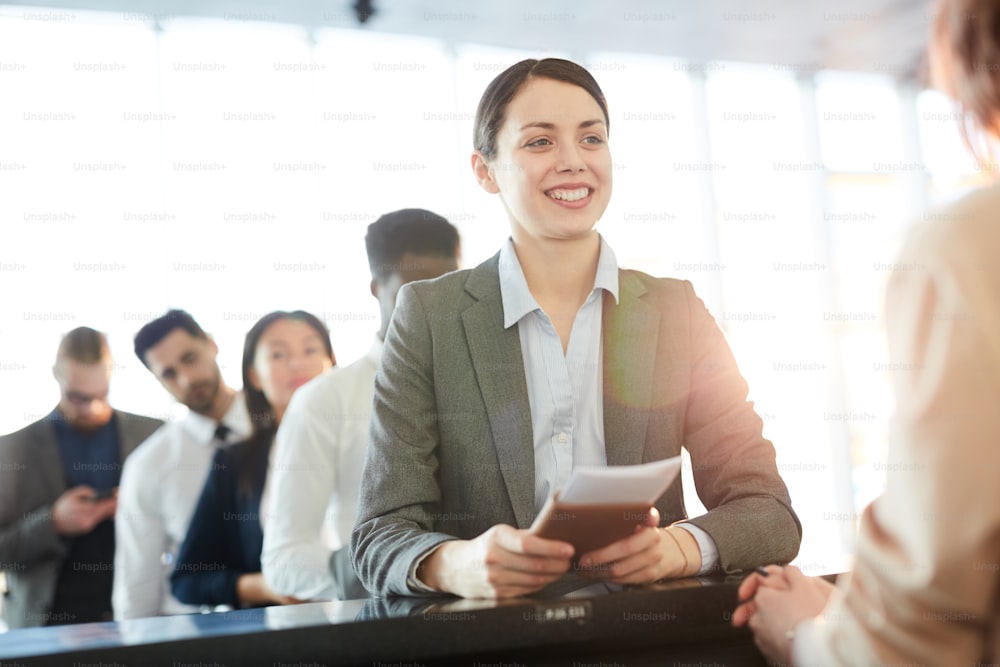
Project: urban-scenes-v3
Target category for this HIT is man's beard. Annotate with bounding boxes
[66,409,113,433]
[184,372,221,415]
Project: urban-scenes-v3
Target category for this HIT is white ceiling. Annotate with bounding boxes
[8,0,936,81]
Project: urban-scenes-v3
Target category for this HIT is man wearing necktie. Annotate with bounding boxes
[213,423,231,443]
[112,310,251,619]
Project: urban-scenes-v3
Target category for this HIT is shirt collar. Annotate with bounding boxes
[180,390,247,445]
[498,235,620,329]
[367,336,384,365]
[182,408,221,445]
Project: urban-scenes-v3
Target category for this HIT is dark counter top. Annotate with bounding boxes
[0,575,768,667]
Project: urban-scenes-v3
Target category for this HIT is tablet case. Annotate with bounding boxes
[530,492,652,556]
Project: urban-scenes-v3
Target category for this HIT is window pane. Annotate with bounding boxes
[706,63,849,569]
[588,53,705,294]
[816,71,905,172]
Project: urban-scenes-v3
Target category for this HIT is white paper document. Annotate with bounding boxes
[557,455,683,505]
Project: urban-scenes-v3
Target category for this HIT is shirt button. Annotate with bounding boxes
[558,432,568,444]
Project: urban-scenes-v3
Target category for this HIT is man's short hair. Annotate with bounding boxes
[57,327,109,365]
[365,209,460,281]
[134,309,208,368]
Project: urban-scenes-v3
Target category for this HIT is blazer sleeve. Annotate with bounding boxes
[0,435,66,567]
[170,448,243,607]
[351,284,458,597]
[678,281,802,571]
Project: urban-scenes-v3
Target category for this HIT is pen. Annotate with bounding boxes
[755,565,771,577]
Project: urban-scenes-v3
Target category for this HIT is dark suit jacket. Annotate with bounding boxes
[351,253,802,597]
[0,410,162,628]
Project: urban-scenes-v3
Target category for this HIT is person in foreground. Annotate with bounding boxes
[171,310,334,608]
[261,210,459,601]
[732,1,1000,663]
[351,58,801,599]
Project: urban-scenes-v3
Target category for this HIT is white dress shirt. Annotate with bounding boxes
[112,393,250,619]
[498,236,718,572]
[261,340,382,600]
[498,237,615,511]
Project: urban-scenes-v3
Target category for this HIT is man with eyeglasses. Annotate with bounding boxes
[0,327,162,629]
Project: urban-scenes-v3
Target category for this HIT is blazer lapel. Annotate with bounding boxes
[603,271,660,466]
[114,411,142,462]
[461,254,536,528]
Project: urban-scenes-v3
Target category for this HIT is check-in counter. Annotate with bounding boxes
[0,575,771,666]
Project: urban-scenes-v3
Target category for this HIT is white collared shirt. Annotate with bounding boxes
[498,236,618,513]
[498,236,719,573]
[261,340,383,600]
[113,392,251,619]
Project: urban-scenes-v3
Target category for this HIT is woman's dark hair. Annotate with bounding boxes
[473,58,610,161]
[238,310,333,496]
[931,0,1000,163]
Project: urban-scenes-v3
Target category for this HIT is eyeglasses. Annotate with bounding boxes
[63,391,109,407]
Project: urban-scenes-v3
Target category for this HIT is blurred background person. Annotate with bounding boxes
[114,310,252,619]
[172,310,335,609]
[732,1,1000,664]
[0,327,162,628]
[262,209,459,601]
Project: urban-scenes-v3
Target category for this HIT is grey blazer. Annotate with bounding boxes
[351,253,801,596]
[0,410,163,628]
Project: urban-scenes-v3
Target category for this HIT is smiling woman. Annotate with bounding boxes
[350,57,801,600]
[471,73,614,346]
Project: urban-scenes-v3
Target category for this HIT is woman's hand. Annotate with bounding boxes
[731,565,834,665]
[576,508,701,583]
[417,524,574,598]
[237,572,305,606]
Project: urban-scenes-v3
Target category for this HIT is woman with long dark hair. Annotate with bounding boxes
[171,310,334,608]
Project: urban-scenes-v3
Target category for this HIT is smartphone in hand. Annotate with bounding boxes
[87,487,117,502]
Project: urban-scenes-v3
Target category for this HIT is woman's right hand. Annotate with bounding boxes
[236,572,304,606]
[416,524,574,598]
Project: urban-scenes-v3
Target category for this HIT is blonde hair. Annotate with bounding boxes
[56,327,109,365]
